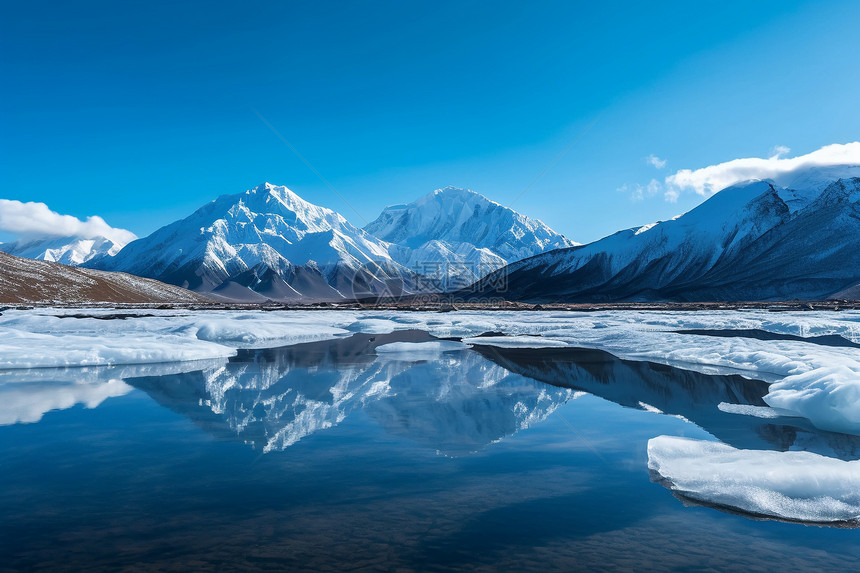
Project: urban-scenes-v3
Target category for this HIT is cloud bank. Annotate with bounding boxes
[666,141,860,197]
[0,200,137,244]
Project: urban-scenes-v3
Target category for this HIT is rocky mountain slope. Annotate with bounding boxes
[0,251,209,304]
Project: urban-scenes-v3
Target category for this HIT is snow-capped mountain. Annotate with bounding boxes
[91,183,576,301]
[91,183,413,301]
[0,234,129,266]
[470,166,860,302]
[364,187,576,289]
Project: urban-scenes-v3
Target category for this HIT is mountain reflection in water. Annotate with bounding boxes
[126,330,575,455]
[473,344,860,461]
[121,331,860,462]
[4,331,860,570]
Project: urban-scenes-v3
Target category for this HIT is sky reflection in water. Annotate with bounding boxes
[1,331,858,571]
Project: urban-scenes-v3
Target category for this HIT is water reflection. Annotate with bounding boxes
[473,344,860,460]
[126,331,575,455]
[472,343,860,527]
[3,329,860,564]
[0,360,225,426]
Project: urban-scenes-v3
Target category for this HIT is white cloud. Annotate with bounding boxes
[770,145,791,159]
[620,179,662,202]
[665,142,860,197]
[646,154,667,169]
[0,199,137,244]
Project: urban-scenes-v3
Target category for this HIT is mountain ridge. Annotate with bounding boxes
[86,183,573,301]
[467,169,860,302]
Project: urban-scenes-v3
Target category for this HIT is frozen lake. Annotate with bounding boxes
[1,309,859,570]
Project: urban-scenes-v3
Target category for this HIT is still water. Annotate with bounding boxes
[1,331,858,571]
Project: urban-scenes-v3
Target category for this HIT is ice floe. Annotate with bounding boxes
[764,366,860,435]
[648,435,860,525]
[462,335,569,348]
[375,340,468,358]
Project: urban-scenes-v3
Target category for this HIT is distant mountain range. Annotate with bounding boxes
[469,166,860,302]
[5,164,860,303]
[0,234,129,266]
[86,183,572,301]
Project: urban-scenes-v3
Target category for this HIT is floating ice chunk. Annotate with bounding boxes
[717,402,786,419]
[648,435,860,524]
[344,318,400,334]
[375,341,468,358]
[638,402,663,414]
[193,315,349,347]
[764,366,860,435]
[462,335,569,348]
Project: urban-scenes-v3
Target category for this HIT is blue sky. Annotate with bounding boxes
[2,0,859,244]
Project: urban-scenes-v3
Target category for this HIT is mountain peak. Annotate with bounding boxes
[427,186,501,207]
[364,186,576,281]
[250,182,307,206]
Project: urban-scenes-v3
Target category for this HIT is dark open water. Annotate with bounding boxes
[1,331,858,571]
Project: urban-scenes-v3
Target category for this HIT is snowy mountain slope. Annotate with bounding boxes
[91,183,413,301]
[470,168,860,302]
[672,177,860,301]
[0,234,130,266]
[0,251,209,304]
[365,187,576,287]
